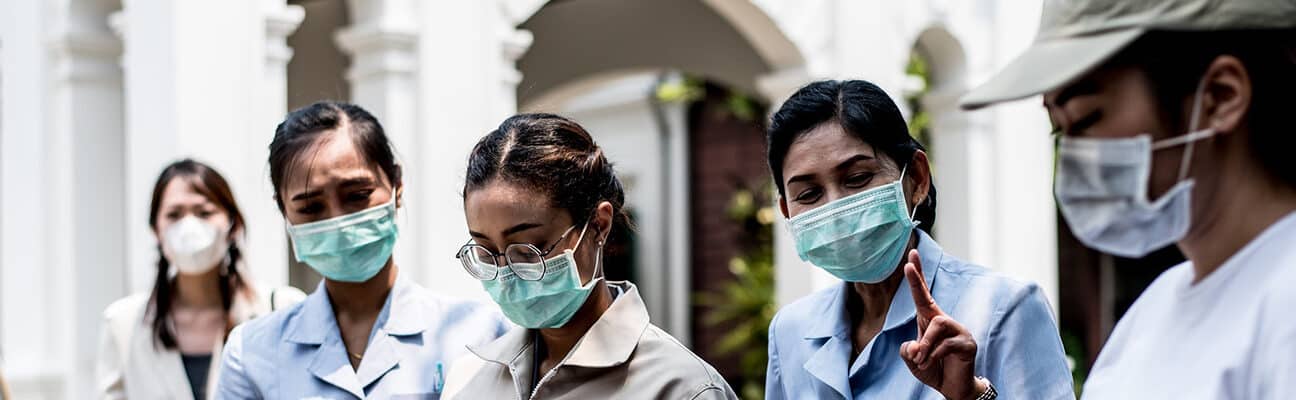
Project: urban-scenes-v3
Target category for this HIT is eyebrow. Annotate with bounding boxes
[785,153,875,186]
[468,222,545,240]
[288,177,376,201]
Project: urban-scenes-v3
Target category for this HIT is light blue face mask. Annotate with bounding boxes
[479,224,603,329]
[787,167,917,283]
[286,199,399,283]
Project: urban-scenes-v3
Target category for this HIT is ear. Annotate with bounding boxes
[1199,55,1251,135]
[593,201,615,244]
[394,183,405,209]
[778,196,790,219]
[907,150,932,210]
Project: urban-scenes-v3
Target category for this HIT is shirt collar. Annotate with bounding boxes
[284,276,425,344]
[802,230,944,340]
[467,281,650,369]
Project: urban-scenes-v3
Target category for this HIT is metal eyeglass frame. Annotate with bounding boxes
[455,223,585,281]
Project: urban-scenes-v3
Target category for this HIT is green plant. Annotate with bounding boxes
[905,52,933,147]
[695,184,777,400]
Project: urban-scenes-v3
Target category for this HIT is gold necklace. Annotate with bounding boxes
[350,352,363,360]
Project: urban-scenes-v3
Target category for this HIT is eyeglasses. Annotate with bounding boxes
[455,224,584,281]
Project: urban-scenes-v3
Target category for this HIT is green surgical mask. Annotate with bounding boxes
[787,167,916,283]
[286,199,398,283]
[479,224,602,329]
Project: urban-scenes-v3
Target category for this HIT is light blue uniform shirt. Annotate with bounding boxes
[765,231,1074,399]
[217,277,510,399]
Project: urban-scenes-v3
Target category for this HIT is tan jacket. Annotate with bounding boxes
[444,282,737,400]
[94,285,304,400]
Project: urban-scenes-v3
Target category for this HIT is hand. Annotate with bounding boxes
[898,249,986,400]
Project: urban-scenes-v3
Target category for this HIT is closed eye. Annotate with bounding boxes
[794,188,822,204]
[843,173,873,188]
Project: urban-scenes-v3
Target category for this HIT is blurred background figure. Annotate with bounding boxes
[2,0,1224,397]
[95,159,303,400]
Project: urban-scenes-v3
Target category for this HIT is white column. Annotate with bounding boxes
[988,0,1058,313]
[4,0,127,397]
[250,1,304,289]
[117,0,285,292]
[0,1,63,396]
[337,0,423,283]
[407,0,530,299]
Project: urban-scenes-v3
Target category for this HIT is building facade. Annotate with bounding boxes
[0,0,1058,397]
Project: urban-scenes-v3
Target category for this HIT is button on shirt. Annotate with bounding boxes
[1081,211,1296,399]
[216,277,510,399]
[765,231,1074,399]
[443,282,737,400]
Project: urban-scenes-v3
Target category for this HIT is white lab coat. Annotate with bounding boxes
[95,285,304,400]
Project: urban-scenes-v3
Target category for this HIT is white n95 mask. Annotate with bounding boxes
[1054,84,1213,258]
[162,216,230,274]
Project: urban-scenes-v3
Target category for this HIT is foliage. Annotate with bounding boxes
[1062,330,1088,397]
[904,52,933,146]
[695,184,777,400]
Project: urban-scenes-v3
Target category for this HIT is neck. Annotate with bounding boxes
[1180,159,1296,283]
[538,279,613,366]
[847,268,905,325]
[325,261,398,316]
[175,267,225,309]
[846,234,916,327]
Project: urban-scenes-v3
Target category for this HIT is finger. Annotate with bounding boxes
[900,341,924,373]
[926,335,977,366]
[905,249,942,325]
[914,315,962,366]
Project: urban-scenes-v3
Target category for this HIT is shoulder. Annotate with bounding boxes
[229,293,310,350]
[103,292,150,323]
[934,255,1043,310]
[636,324,734,396]
[770,284,839,337]
[400,284,511,334]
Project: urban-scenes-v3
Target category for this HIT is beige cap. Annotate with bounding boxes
[960,0,1296,110]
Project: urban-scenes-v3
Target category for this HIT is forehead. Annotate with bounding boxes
[160,177,213,207]
[783,122,880,172]
[281,132,385,192]
[464,181,568,226]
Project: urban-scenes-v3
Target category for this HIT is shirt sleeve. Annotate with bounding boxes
[982,283,1075,400]
[764,312,785,400]
[215,325,261,400]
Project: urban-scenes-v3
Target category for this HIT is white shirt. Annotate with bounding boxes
[1082,211,1296,399]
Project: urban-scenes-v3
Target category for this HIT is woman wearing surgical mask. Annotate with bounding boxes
[96,159,302,400]
[440,114,737,399]
[217,101,509,399]
[763,80,1073,400]
[963,1,1296,396]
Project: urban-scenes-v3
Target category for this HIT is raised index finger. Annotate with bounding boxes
[905,248,942,322]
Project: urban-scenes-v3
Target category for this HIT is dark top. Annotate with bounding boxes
[181,353,212,400]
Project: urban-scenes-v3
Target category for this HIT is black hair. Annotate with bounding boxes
[146,159,250,349]
[464,113,632,243]
[268,101,402,208]
[1108,29,1296,188]
[767,80,937,233]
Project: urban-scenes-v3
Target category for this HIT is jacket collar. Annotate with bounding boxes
[284,276,426,398]
[284,277,426,345]
[467,281,650,370]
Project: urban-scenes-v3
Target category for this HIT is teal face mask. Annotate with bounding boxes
[787,168,916,283]
[286,199,399,283]
[479,224,602,329]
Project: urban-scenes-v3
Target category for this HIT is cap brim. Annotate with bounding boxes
[960,28,1145,110]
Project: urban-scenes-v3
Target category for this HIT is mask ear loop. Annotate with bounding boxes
[899,163,921,225]
[1176,78,1211,182]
